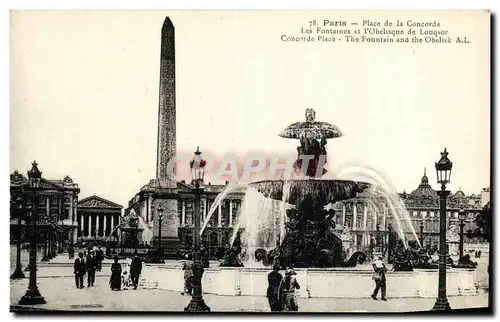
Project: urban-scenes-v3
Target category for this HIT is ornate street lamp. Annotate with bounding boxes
[185,147,210,312]
[157,205,164,253]
[11,195,26,279]
[432,148,453,311]
[458,206,466,259]
[19,161,46,305]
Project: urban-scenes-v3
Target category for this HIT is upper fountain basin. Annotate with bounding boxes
[248,179,371,206]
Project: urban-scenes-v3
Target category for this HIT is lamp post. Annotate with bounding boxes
[49,224,55,259]
[387,222,393,263]
[11,195,26,279]
[19,161,46,305]
[458,207,466,259]
[420,221,425,249]
[49,220,57,258]
[40,214,50,262]
[375,224,381,252]
[134,218,139,252]
[157,205,163,253]
[185,147,210,312]
[432,148,453,311]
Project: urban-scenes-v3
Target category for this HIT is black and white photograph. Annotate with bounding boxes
[8,10,491,313]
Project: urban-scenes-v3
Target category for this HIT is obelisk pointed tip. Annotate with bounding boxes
[162,16,174,30]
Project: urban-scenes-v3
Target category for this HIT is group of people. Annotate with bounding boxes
[265,256,388,312]
[73,247,104,289]
[109,253,143,291]
[73,247,142,291]
[266,266,301,312]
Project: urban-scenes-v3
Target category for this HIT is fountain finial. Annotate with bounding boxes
[305,108,316,122]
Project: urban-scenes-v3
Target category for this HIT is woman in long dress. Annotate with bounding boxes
[279,268,300,312]
[109,257,122,291]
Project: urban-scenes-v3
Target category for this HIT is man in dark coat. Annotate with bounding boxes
[74,252,86,289]
[129,251,142,290]
[266,265,283,311]
[86,252,97,287]
[95,247,104,272]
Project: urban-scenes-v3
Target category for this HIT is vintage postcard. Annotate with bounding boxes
[9,10,490,313]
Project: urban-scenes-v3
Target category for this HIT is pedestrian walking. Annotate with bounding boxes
[73,252,86,289]
[279,268,300,312]
[478,250,482,258]
[130,251,143,290]
[266,264,283,312]
[371,255,387,301]
[181,254,194,295]
[109,256,122,291]
[96,246,104,272]
[86,252,97,287]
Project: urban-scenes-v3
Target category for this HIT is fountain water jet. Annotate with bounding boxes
[334,163,423,248]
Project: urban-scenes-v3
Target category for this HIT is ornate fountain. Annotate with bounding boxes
[247,109,371,268]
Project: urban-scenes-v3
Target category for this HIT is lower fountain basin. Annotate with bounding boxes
[248,179,371,205]
[140,264,480,299]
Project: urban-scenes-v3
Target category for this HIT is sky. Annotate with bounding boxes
[10,10,490,208]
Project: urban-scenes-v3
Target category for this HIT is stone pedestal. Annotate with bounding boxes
[152,191,181,258]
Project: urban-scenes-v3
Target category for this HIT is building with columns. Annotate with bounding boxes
[332,169,486,257]
[9,164,80,248]
[77,195,122,243]
[125,180,245,256]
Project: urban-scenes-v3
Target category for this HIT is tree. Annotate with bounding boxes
[474,202,491,242]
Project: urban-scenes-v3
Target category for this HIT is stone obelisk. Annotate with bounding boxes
[153,17,180,254]
[156,16,176,187]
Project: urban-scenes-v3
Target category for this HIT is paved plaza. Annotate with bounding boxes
[10,274,489,312]
[10,252,490,313]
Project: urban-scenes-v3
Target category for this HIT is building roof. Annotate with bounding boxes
[407,168,439,204]
[78,195,123,209]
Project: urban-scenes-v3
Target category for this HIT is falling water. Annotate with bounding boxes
[280,180,292,244]
[334,162,422,249]
[105,224,122,242]
[200,181,242,236]
[137,215,154,244]
[226,184,290,267]
[245,187,275,265]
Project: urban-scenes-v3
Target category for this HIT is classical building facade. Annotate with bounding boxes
[10,164,80,248]
[125,180,245,256]
[76,195,122,243]
[332,169,487,257]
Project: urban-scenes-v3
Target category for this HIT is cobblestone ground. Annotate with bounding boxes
[10,272,489,312]
[10,252,490,312]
